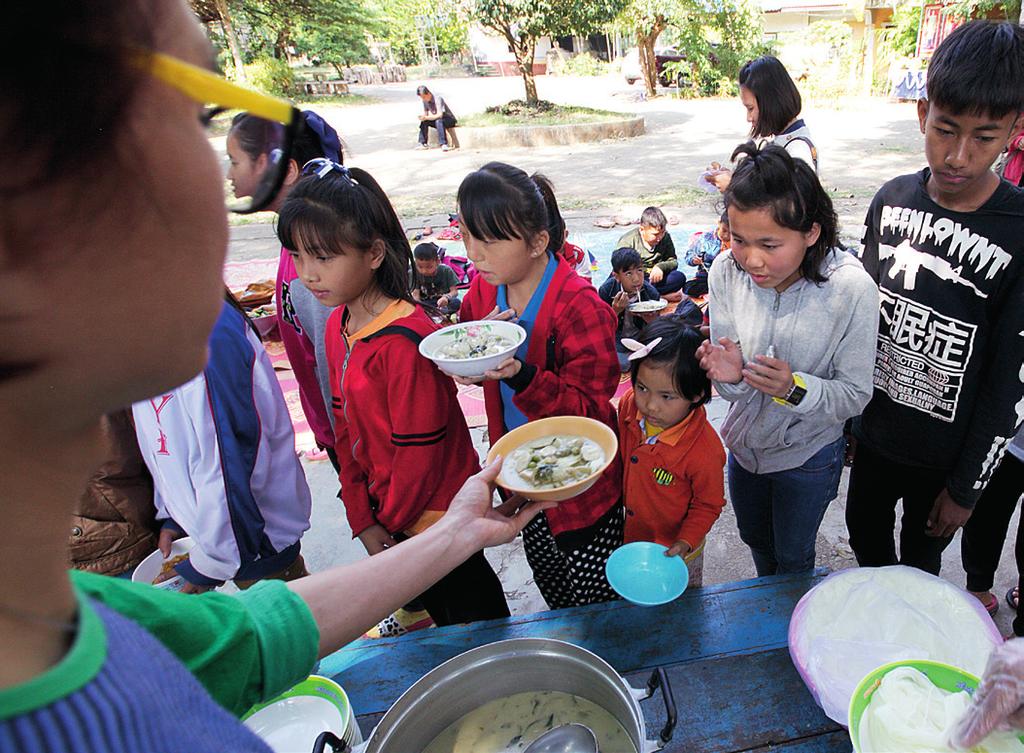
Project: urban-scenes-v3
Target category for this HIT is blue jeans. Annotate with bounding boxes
[728,436,845,576]
[418,116,456,146]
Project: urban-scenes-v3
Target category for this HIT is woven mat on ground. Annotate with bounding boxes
[224,258,277,292]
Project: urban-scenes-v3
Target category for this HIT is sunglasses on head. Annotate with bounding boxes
[143,51,302,214]
[301,158,358,185]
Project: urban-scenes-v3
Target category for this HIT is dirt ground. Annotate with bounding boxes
[308,74,921,225]
[229,74,924,261]
[228,76,1022,636]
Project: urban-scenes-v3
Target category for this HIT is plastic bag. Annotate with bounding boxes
[789,566,1001,725]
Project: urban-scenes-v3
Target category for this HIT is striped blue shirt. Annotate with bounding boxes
[0,598,273,752]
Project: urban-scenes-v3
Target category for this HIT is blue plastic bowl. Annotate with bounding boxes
[605,541,689,606]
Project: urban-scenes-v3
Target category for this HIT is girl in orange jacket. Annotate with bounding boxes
[618,319,727,586]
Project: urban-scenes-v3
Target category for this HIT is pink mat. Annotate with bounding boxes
[224,258,277,291]
[263,341,318,455]
[456,383,488,428]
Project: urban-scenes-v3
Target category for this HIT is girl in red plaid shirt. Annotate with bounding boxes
[454,162,625,609]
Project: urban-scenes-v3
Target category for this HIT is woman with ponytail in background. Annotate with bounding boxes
[227,110,343,465]
[455,162,624,609]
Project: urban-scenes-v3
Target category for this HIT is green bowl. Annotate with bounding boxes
[848,660,979,753]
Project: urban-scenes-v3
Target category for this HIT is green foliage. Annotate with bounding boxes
[708,0,771,78]
[237,0,314,58]
[473,0,628,42]
[292,92,380,106]
[612,0,671,34]
[375,0,470,66]
[553,52,610,76]
[472,0,627,102]
[486,99,557,115]
[804,19,850,49]
[235,0,378,62]
[633,0,769,97]
[242,56,296,96]
[879,1,922,59]
[787,19,855,100]
[871,0,922,93]
[947,0,1020,20]
[463,101,625,125]
[292,0,379,70]
[212,42,236,74]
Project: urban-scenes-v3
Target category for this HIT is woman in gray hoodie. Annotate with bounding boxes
[698,143,879,576]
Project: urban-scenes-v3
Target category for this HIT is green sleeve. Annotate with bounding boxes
[70,570,319,717]
[655,234,678,273]
[616,229,640,251]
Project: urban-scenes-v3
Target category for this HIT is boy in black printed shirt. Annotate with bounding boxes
[847,21,1024,576]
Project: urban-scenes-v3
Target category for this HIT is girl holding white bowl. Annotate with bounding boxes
[454,162,625,610]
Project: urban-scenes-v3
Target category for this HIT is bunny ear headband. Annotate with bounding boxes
[621,337,663,362]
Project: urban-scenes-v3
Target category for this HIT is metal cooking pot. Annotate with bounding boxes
[348,638,676,753]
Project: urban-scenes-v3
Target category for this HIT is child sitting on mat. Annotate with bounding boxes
[410,242,462,317]
[598,247,661,372]
[618,318,726,586]
[684,211,730,298]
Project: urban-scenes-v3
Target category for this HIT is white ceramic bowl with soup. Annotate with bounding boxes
[487,416,618,503]
[419,320,526,378]
[132,537,195,591]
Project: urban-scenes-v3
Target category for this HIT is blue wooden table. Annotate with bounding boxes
[321,571,849,752]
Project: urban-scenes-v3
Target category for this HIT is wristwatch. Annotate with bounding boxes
[773,373,808,407]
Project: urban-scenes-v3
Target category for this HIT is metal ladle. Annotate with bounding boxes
[523,723,599,753]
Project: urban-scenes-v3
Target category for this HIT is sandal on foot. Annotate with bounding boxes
[971,590,999,616]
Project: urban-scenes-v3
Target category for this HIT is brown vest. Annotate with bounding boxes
[69,410,158,576]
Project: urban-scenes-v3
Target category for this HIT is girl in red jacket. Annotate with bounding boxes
[455,162,624,609]
[277,159,509,626]
[618,318,727,587]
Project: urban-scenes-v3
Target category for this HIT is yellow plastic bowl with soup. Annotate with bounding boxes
[487,416,618,503]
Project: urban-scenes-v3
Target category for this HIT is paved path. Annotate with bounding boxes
[299,75,920,223]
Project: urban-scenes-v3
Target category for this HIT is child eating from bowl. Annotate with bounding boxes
[618,318,726,586]
[599,247,661,372]
[410,241,461,317]
[683,211,731,298]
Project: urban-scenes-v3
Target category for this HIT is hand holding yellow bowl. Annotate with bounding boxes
[487,416,618,503]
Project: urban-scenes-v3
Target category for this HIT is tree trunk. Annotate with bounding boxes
[502,27,539,105]
[214,0,246,81]
[637,29,659,98]
[274,27,290,60]
[522,61,538,104]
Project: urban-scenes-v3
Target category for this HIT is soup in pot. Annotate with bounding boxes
[422,690,637,753]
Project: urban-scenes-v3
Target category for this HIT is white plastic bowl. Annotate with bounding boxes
[628,299,668,314]
[132,537,195,591]
[242,675,361,753]
[419,320,526,378]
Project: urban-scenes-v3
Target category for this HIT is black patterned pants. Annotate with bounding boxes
[522,502,624,610]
